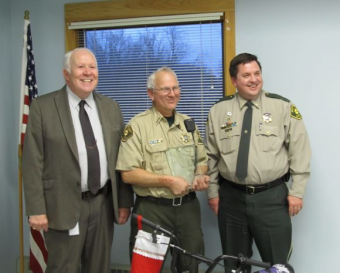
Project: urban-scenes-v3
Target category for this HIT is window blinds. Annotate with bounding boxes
[73,15,224,137]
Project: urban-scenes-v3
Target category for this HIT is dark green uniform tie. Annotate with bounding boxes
[79,100,101,194]
[236,101,253,181]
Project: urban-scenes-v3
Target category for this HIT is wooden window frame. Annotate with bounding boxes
[64,0,235,95]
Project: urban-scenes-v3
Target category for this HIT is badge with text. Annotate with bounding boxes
[149,138,163,145]
[262,113,272,123]
[290,105,302,120]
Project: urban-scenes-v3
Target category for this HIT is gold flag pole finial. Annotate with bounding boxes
[24,10,29,20]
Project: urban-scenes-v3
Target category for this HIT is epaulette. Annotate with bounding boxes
[265,92,290,103]
[215,95,235,105]
[135,111,149,118]
[133,110,150,120]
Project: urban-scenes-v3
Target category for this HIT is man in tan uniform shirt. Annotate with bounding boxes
[205,53,311,272]
[116,67,209,273]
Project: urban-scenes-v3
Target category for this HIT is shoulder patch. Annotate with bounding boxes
[215,95,235,105]
[265,92,290,103]
[121,125,133,142]
[290,105,302,120]
[196,130,204,144]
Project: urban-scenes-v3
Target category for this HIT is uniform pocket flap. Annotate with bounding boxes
[145,142,167,153]
[256,125,279,136]
[219,126,241,140]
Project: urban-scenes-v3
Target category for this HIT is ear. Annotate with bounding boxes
[63,70,70,82]
[231,77,237,87]
[147,89,154,101]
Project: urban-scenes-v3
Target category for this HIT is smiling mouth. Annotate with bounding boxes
[82,79,93,82]
[248,83,258,89]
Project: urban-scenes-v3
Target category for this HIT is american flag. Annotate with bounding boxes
[19,18,48,273]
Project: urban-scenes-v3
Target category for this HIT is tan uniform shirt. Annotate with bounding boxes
[205,91,311,199]
[116,106,208,199]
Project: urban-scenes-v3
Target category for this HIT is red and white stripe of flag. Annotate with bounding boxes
[20,18,48,273]
[19,19,30,146]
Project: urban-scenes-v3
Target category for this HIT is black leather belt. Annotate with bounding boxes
[137,192,196,206]
[221,177,283,195]
[81,181,111,200]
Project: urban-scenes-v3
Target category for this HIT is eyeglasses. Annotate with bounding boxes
[153,86,181,95]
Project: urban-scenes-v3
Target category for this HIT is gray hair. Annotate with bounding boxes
[147,67,179,89]
[62,48,97,73]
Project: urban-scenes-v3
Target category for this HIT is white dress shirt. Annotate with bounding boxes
[67,87,109,192]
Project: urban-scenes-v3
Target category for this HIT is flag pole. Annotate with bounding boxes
[18,10,30,273]
[19,145,24,273]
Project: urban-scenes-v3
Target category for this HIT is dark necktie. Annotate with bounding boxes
[79,100,101,194]
[236,101,253,181]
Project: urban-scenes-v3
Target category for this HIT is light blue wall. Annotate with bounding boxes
[1,0,20,272]
[2,0,340,272]
[235,0,340,272]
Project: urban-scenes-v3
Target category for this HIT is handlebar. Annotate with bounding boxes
[132,213,177,241]
[204,254,271,273]
[239,254,271,268]
[132,214,290,273]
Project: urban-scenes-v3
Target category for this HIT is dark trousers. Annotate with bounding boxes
[130,196,204,273]
[44,193,114,273]
[218,182,292,273]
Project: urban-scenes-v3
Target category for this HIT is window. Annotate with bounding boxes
[65,0,236,135]
[75,21,223,135]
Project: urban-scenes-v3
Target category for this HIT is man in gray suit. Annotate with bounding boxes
[22,48,134,273]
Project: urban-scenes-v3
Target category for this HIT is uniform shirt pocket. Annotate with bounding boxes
[255,125,281,152]
[219,126,240,155]
[145,142,168,171]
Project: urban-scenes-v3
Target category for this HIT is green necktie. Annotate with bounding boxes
[236,101,253,181]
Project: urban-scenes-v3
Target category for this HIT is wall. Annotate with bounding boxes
[0,0,20,272]
[2,0,339,272]
[235,0,340,272]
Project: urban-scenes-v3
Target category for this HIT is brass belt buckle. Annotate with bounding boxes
[246,186,256,195]
[173,197,182,206]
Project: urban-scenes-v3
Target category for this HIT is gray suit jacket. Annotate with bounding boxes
[23,86,133,230]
